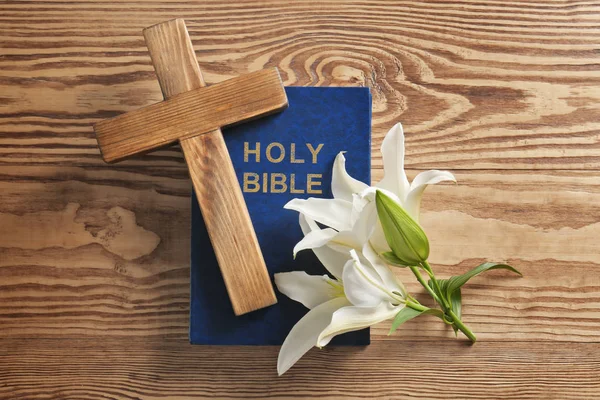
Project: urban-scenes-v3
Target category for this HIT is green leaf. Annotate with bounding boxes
[428,278,450,303]
[380,251,410,268]
[389,308,421,334]
[423,263,520,339]
[450,288,462,319]
[446,262,522,295]
[427,279,438,295]
[449,288,461,336]
[375,190,429,266]
[428,278,461,334]
[389,306,445,334]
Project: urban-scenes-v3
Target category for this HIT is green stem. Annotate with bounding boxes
[417,261,476,343]
[448,310,477,343]
[409,266,441,304]
[405,299,428,312]
[422,260,450,310]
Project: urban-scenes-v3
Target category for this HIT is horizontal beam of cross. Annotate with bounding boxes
[95,68,287,163]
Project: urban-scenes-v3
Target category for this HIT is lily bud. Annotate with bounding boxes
[375,190,429,266]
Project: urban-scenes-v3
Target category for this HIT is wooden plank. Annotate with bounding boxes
[93,67,288,163]
[1,338,599,399]
[1,2,600,170]
[142,19,277,315]
[0,170,599,341]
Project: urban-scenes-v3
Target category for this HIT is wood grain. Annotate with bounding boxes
[1,1,600,398]
[94,67,288,162]
[142,19,277,316]
[180,134,279,316]
[0,170,598,341]
[1,339,598,400]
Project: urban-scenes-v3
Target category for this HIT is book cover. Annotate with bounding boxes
[190,87,371,345]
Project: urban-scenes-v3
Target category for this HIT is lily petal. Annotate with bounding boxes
[285,198,353,231]
[350,200,378,245]
[325,230,362,254]
[362,242,407,298]
[317,302,401,347]
[293,227,338,257]
[332,152,369,202]
[369,220,390,254]
[350,193,369,226]
[343,252,391,307]
[376,123,410,202]
[278,297,350,375]
[299,215,350,279]
[274,271,337,309]
[358,186,401,205]
[298,212,362,255]
[404,170,456,221]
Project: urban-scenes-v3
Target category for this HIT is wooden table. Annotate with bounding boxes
[1,1,599,399]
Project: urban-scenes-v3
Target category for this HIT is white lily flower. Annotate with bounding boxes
[285,151,369,258]
[285,122,456,256]
[275,122,454,375]
[274,241,407,375]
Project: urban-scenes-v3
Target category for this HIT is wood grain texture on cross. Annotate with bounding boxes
[94,19,285,315]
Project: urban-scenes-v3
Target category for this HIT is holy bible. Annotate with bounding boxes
[190,87,371,345]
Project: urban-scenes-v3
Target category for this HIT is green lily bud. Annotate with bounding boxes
[375,190,430,266]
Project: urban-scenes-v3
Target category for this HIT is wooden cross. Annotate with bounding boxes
[94,19,286,316]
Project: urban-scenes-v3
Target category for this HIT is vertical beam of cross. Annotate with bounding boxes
[139,20,278,315]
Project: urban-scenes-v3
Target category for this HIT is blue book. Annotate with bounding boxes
[190,87,371,345]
